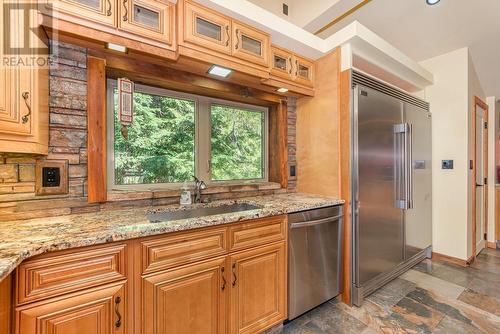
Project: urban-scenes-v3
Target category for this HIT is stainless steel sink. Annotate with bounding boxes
[147,203,262,223]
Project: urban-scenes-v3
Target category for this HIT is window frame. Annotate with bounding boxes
[106,79,268,191]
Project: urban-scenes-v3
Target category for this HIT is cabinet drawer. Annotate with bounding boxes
[229,215,286,252]
[141,228,227,274]
[17,244,127,305]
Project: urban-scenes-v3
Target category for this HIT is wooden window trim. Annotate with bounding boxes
[87,56,107,203]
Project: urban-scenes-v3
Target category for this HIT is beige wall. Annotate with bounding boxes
[467,56,486,256]
[420,47,487,260]
[420,48,470,260]
[296,50,340,197]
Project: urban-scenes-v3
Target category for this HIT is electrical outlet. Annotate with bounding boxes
[42,167,61,187]
[36,160,68,195]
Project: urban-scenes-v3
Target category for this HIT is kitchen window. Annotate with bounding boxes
[106,80,268,190]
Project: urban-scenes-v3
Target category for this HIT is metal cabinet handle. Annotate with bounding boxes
[231,263,237,286]
[122,0,128,21]
[114,296,122,328]
[106,0,112,16]
[225,25,230,46]
[21,92,31,124]
[221,266,226,290]
[295,59,298,76]
[288,57,292,74]
[235,29,240,50]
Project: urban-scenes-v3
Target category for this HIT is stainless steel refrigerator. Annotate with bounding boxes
[351,72,432,306]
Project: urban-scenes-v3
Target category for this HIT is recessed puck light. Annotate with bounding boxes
[106,43,127,53]
[426,0,440,5]
[207,65,233,78]
[277,87,289,93]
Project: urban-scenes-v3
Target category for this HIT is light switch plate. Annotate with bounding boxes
[36,160,69,196]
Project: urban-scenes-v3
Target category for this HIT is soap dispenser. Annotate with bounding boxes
[180,182,192,205]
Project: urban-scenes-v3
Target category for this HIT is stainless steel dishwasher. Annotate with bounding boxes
[288,205,343,320]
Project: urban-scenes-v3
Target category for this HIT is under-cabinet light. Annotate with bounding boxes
[277,88,289,93]
[426,0,440,5]
[208,65,233,78]
[106,43,127,53]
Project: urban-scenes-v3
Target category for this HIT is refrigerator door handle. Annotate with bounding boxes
[394,124,407,209]
[406,124,413,209]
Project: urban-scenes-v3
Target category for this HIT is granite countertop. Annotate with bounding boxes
[0,193,343,282]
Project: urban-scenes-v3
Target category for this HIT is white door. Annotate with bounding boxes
[475,106,487,255]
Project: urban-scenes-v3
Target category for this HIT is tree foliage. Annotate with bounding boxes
[211,104,263,181]
[113,91,264,185]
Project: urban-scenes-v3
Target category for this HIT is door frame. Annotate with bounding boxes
[471,96,489,260]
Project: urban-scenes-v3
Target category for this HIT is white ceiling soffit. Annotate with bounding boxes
[196,0,433,91]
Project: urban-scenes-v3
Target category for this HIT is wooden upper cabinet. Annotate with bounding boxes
[141,257,227,334]
[16,282,127,334]
[293,55,314,87]
[45,0,117,27]
[232,21,270,67]
[118,0,174,45]
[270,46,293,81]
[0,1,48,154]
[229,243,286,334]
[182,0,232,55]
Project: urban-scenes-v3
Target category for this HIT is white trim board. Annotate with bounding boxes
[195,0,434,91]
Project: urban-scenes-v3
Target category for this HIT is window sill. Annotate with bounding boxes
[106,181,283,202]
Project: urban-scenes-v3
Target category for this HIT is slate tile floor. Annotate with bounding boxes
[277,248,500,334]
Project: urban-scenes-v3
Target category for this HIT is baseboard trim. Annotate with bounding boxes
[431,252,472,267]
[486,241,497,249]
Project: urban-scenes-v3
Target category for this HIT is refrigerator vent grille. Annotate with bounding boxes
[352,71,430,111]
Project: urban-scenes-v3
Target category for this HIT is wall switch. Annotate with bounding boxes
[442,160,454,169]
[288,163,297,181]
[42,167,61,187]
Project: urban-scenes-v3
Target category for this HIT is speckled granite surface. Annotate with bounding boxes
[0,193,343,281]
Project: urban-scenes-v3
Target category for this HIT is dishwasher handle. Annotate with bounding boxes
[290,215,342,229]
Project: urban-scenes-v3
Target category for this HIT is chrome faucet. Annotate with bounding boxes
[193,176,207,203]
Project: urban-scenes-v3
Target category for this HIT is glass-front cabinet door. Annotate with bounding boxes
[293,55,314,87]
[183,0,232,55]
[232,22,270,67]
[270,46,293,80]
[118,0,174,45]
[44,0,116,27]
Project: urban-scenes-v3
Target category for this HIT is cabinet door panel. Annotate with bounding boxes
[16,282,126,334]
[270,46,293,81]
[118,0,174,45]
[0,2,32,136]
[142,257,227,334]
[232,22,270,67]
[293,55,314,87]
[183,1,231,55]
[229,243,286,334]
[45,0,116,27]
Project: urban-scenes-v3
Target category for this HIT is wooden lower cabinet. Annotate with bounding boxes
[15,281,127,334]
[229,243,286,334]
[141,257,227,334]
[12,216,288,334]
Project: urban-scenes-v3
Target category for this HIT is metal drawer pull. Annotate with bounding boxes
[114,296,122,328]
[107,0,112,16]
[221,266,226,290]
[232,263,237,286]
[225,25,230,46]
[288,57,292,74]
[290,215,342,229]
[122,0,128,21]
[21,92,31,124]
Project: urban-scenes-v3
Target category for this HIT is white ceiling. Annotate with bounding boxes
[250,0,500,98]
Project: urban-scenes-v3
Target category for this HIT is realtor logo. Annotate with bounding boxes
[2,1,51,67]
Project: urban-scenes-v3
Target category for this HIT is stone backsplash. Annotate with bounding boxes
[0,41,297,221]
